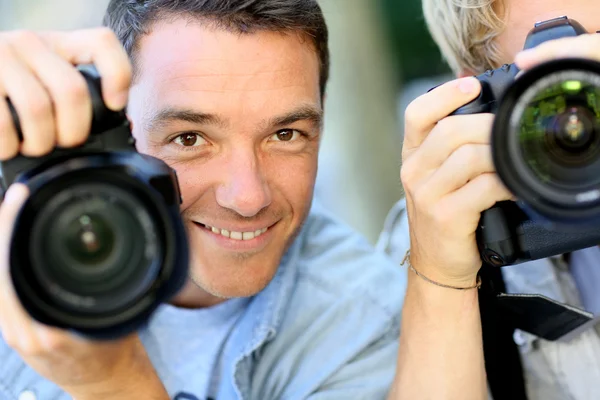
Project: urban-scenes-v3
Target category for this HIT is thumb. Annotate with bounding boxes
[0,184,33,339]
[0,184,30,269]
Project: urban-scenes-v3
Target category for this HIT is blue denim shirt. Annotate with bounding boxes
[0,200,406,400]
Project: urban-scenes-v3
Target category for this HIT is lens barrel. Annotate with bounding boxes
[9,153,188,339]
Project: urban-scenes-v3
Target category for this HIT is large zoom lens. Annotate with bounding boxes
[494,59,600,224]
[3,68,188,340]
[10,155,188,339]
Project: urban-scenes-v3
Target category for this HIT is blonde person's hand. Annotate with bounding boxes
[515,32,600,69]
[400,77,512,287]
[400,32,600,288]
[0,28,131,160]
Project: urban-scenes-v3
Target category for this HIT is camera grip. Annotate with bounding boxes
[478,201,600,266]
[450,64,520,116]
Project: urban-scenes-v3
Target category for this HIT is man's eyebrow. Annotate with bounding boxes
[269,105,324,129]
[145,108,227,131]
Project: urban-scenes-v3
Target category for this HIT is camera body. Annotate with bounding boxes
[451,16,600,267]
[1,68,189,339]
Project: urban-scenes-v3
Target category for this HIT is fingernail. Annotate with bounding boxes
[459,77,478,94]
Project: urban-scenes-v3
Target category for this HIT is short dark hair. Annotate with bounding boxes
[103,0,330,97]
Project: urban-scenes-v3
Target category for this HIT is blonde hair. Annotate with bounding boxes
[422,0,506,75]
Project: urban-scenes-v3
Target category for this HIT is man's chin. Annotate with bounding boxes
[200,264,278,298]
[170,258,280,307]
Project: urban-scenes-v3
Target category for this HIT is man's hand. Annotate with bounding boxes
[0,29,168,399]
[0,28,131,160]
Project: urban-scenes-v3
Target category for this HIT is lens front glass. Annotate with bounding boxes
[30,181,162,315]
[64,213,116,266]
[515,70,600,190]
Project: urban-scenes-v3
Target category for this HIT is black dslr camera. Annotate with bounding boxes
[451,16,600,267]
[1,67,189,339]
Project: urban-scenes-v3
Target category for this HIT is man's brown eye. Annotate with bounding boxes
[273,129,298,142]
[174,133,203,147]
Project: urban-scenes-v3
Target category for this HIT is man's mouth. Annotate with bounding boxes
[195,222,269,241]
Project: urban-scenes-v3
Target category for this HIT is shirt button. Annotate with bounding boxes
[18,390,37,400]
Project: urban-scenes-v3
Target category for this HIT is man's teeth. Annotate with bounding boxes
[206,225,268,240]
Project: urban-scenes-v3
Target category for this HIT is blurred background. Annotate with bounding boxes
[0,0,452,244]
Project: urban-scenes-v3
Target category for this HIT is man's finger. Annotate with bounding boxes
[515,34,600,70]
[0,183,30,280]
[423,143,494,200]
[40,28,132,111]
[403,76,482,153]
[0,96,20,160]
[0,48,56,157]
[408,113,494,173]
[11,31,93,148]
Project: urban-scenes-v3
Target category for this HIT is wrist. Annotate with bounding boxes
[66,347,168,400]
[403,250,481,289]
[68,370,169,400]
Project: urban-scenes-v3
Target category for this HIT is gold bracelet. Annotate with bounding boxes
[401,250,482,290]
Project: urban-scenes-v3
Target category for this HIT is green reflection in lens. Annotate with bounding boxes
[517,76,600,188]
[563,80,582,93]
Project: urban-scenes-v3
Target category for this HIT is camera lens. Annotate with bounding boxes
[5,68,188,339]
[493,59,600,225]
[7,159,190,340]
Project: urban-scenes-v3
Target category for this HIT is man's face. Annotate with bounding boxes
[496,0,600,65]
[127,19,322,302]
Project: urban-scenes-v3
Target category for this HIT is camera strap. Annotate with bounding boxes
[479,263,529,400]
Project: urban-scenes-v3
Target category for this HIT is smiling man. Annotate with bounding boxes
[0,1,405,399]
[127,18,325,307]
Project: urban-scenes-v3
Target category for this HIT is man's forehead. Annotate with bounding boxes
[134,18,320,92]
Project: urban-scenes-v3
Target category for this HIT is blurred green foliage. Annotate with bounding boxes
[377,0,451,84]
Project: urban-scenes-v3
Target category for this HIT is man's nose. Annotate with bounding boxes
[215,150,272,217]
